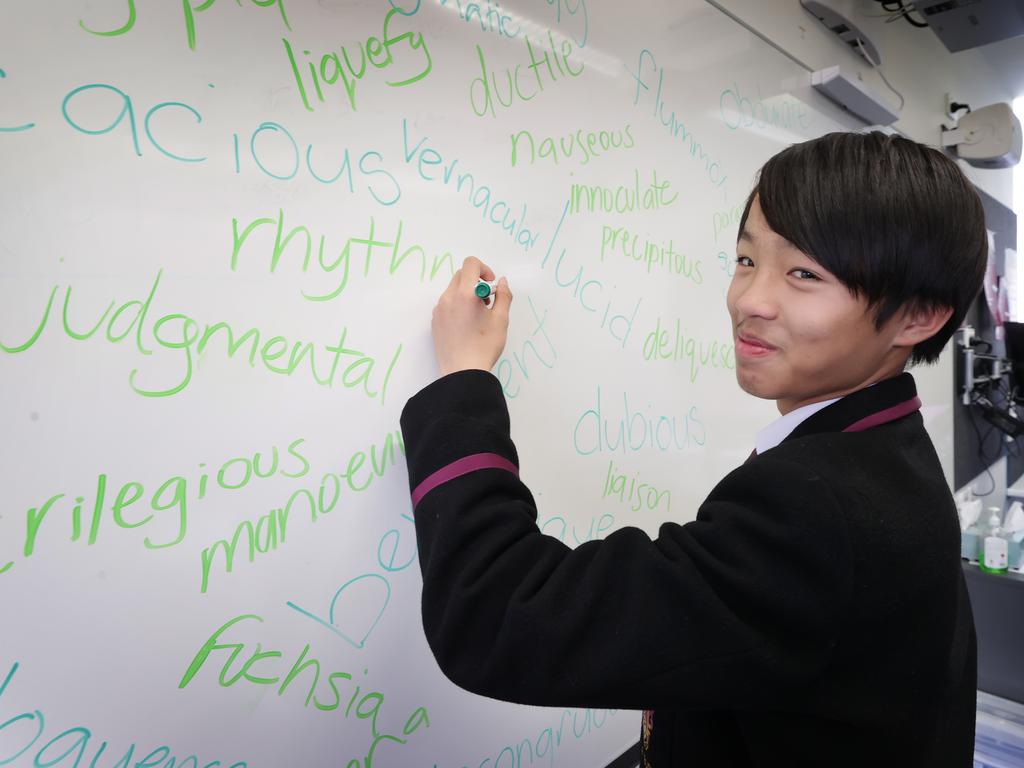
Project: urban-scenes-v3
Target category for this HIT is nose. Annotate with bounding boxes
[730,268,780,322]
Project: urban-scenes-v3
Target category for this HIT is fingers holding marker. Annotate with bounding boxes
[493,277,512,317]
[475,276,511,311]
[460,256,495,285]
[475,279,498,308]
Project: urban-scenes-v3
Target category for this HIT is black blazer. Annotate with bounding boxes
[400,371,976,767]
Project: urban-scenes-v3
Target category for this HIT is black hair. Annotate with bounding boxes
[738,130,988,365]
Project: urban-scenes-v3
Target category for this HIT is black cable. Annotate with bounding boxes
[898,1,929,28]
[969,396,998,495]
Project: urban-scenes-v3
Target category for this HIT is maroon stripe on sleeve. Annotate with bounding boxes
[842,396,921,433]
[411,452,519,508]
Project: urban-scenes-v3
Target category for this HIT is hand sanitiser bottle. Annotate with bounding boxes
[979,510,1010,574]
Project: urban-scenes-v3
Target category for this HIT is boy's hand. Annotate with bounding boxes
[432,257,512,376]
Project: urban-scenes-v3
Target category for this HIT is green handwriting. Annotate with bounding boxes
[79,0,291,51]
[231,211,455,302]
[181,614,430,767]
[0,271,402,402]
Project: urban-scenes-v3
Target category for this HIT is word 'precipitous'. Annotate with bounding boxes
[600,226,703,285]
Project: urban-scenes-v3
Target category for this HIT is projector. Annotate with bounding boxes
[942,103,1023,169]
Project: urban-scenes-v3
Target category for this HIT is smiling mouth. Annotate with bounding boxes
[735,332,778,358]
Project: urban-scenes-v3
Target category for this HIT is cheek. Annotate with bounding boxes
[725,279,740,318]
[791,295,853,343]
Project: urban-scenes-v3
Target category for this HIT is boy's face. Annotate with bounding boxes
[726,197,910,414]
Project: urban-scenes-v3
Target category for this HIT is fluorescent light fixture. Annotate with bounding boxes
[810,65,900,125]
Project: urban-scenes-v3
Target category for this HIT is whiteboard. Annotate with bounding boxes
[0,2,944,766]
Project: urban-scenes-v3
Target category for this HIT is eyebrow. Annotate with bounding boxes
[738,227,800,250]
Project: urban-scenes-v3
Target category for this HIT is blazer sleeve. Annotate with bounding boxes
[400,369,854,711]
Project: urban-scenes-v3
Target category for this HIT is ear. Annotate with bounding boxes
[891,304,955,349]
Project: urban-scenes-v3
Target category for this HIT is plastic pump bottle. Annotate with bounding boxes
[979,510,1010,574]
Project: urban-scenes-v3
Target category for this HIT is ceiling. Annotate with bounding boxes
[976,34,1024,101]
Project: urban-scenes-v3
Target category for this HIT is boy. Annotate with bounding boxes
[400,131,986,766]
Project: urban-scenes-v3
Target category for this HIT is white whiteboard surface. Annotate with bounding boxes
[0,2,945,766]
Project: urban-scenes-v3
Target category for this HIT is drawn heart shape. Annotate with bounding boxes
[286,573,392,650]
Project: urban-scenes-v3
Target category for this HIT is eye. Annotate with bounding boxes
[735,255,753,268]
[790,268,820,281]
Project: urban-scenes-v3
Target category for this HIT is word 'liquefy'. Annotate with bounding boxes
[181,614,430,767]
[284,6,431,113]
[78,0,289,51]
[511,125,634,167]
[0,663,248,767]
[471,33,583,118]
[573,387,706,455]
[570,169,678,215]
[0,272,401,400]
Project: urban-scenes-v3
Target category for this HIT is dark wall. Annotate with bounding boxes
[953,184,1018,491]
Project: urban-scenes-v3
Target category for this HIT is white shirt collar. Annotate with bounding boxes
[755,397,841,455]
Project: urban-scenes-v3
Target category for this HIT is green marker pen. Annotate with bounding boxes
[475,279,497,308]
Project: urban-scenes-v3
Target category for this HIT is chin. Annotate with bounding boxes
[734,369,778,401]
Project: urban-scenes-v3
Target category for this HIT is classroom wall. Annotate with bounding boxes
[711,0,1016,206]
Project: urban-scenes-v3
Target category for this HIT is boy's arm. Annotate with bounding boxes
[401,369,853,710]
